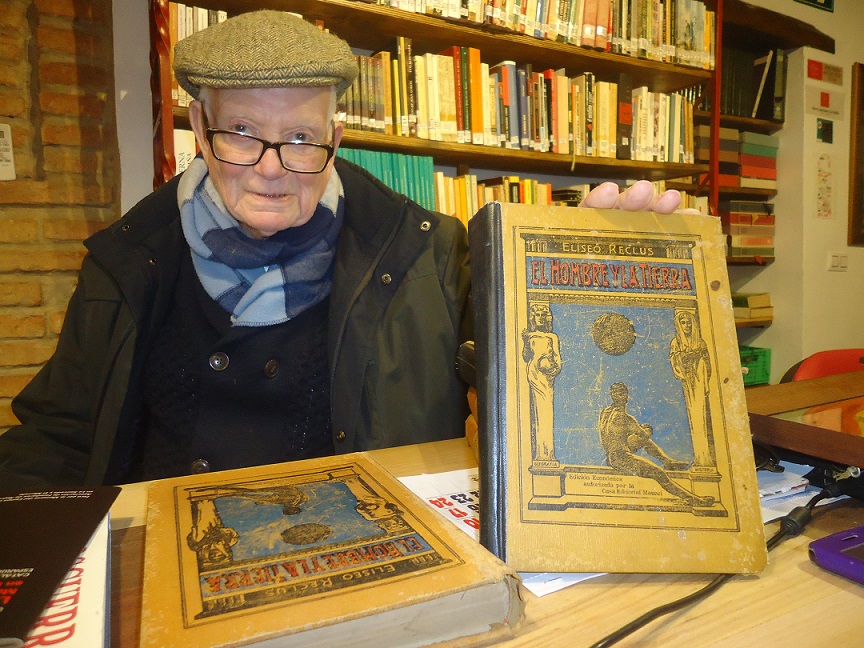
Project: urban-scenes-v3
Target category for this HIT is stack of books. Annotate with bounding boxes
[739,131,779,190]
[731,292,773,322]
[697,125,740,187]
[718,200,775,258]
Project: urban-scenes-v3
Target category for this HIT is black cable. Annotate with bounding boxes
[588,481,852,648]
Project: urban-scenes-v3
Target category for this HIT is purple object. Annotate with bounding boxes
[809,525,864,585]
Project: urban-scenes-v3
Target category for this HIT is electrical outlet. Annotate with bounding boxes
[828,253,848,272]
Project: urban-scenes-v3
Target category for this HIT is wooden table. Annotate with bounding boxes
[110,377,864,647]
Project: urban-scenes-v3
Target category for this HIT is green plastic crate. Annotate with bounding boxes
[739,345,771,386]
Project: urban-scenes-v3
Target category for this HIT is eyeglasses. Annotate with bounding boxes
[203,118,335,174]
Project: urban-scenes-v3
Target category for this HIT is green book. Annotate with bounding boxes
[739,142,778,158]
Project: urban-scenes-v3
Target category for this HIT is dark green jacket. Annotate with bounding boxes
[0,159,472,488]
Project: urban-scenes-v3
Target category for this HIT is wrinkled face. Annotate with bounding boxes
[189,86,342,239]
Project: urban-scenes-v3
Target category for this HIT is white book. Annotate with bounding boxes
[24,515,111,648]
[413,55,429,140]
[424,53,441,141]
[607,81,618,159]
[481,63,494,147]
[667,92,681,164]
[595,80,610,158]
[437,54,458,142]
[173,128,197,175]
[572,77,585,157]
[656,91,668,162]
[554,72,569,155]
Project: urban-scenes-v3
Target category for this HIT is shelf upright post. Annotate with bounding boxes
[150,0,176,190]
[709,0,724,216]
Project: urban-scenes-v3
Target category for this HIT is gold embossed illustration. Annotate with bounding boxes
[515,230,738,530]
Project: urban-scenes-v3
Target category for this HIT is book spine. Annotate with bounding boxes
[467,203,508,562]
[584,72,594,156]
[616,72,633,160]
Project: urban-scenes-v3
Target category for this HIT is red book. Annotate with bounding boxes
[721,212,753,226]
[595,0,611,51]
[701,173,739,187]
[729,235,775,247]
[581,0,598,48]
[739,153,777,169]
[740,166,778,180]
[752,213,776,226]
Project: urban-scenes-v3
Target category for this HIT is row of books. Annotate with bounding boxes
[697,127,779,191]
[346,47,697,162]
[336,147,587,227]
[337,147,437,212]
[718,200,775,258]
[708,47,787,122]
[169,3,228,107]
[370,0,715,69]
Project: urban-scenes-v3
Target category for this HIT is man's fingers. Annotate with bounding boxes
[577,181,689,214]
[579,181,622,208]
[650,189,684,214]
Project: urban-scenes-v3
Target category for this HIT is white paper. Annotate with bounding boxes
[399,468,603,596]
[0,123,16,181]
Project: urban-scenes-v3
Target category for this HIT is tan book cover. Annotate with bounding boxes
[140,454,524,648]
[469,202,768,574]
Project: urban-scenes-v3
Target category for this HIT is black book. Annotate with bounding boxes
[615,72,633,160]
[0,487,120,644]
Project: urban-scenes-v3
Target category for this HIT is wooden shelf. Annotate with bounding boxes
[666,181,775,201]
[710,0,834,54]
[173,107,708,181]
[187,0,713,94]
[693,110,782,135]
[735,317,773,329]
[727,256,774,266]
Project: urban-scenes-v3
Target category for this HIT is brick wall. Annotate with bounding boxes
[0,0,119,431]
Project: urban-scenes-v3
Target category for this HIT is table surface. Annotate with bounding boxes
[110,374,864,647]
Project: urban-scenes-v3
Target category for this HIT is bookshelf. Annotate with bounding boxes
[735,316,772,329]
[691,0,833,206]
[149,0,715,189]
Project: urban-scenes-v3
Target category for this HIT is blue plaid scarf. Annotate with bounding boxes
[178,156,343,327]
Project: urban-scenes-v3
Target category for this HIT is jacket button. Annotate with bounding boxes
[264,359,279,377]
[381,273,392,284]
[190,458,211,474]
[209,352,229,371]
[335,430,346,442]
[420,220,431,231]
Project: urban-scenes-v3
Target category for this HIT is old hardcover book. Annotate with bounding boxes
[469,201,768,574]
[140,454,524,648]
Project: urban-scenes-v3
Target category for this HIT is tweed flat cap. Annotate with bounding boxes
[173,10,358,99]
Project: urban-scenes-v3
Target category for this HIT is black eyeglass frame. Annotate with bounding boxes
[202,117,336,174]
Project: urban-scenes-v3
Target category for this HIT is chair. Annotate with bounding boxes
[780,348,864,382]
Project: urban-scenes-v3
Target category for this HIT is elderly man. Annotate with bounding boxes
[0,11,685,488]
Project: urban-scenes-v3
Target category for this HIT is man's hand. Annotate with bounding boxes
[579,180,686,214]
